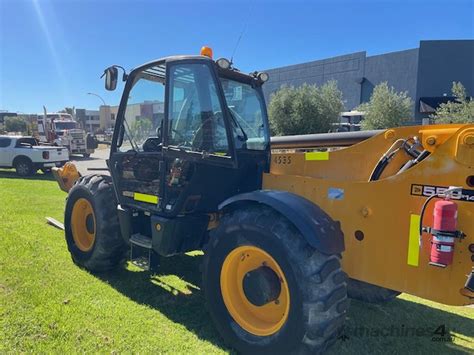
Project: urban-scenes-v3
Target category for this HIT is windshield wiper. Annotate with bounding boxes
[228,109,248,142]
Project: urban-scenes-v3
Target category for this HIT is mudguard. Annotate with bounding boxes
[219,190,345,255]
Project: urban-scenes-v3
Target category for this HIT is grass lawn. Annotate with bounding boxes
[0,169,473,353]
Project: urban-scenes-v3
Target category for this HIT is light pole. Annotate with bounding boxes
[87,92,106,133]
[87,92,106,105]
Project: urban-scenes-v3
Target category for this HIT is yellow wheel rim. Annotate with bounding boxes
[220,246,290,336]
[71,198,96,252]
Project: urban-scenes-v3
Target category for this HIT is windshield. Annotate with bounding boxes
[219,77,268,150]
[54,121,77,130]
[118,64,268,153]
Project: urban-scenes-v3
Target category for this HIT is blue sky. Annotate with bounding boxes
[0,0,472,113]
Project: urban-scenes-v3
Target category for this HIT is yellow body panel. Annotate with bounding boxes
[264,124,474,306]
[52,162,81,193]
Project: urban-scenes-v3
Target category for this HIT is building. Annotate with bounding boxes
[76,100,165,133]
[109,100,164,129]
[262,40,474,124]
[76,109,100,133]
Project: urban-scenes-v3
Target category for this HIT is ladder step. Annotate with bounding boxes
[131,256,150,271]
[130,233,153,249]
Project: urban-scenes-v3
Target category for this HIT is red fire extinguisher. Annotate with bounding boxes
[420,187,465,268]
[430,200,458,267]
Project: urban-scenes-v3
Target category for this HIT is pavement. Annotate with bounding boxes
[70,146,110,176]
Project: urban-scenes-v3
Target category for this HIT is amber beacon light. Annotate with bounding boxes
[200,46,213,58]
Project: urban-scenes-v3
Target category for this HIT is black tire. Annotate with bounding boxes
[83,153,91,158]
[14,157,34,176]
[347,278,400,303]
[64,174,126,272]
[202,205,349,354]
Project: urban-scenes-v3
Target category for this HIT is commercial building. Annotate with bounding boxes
[75,109,100,133]
[109,100,164,130]
[75,100,164,133]
[262,40,474,124]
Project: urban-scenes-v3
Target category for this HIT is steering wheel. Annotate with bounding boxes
[142,137,162,152]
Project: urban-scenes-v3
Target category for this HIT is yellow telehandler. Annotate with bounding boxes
[53,47,474,354]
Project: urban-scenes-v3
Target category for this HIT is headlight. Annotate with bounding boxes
[216,57,231,70]
[258,72,269,82]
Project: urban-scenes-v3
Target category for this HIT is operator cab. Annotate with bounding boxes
[106,48,270,229]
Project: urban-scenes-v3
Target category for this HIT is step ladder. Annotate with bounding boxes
[130,234,159,272]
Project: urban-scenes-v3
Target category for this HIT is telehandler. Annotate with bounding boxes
[54,47,474,354]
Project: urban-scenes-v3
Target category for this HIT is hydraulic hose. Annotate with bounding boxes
[369,139,405,181]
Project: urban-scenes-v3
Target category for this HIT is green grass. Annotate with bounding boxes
[0,169,473,353]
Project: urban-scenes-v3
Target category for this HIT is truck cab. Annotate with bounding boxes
[38,112,97,157]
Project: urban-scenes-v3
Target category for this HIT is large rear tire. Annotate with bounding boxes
[202,206,348,354]
[64,174,126,272]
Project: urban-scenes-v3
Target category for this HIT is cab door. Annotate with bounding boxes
[161,60,239,216]
[108,69,166,214]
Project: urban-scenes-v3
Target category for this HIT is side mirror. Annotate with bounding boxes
[103,66,118,91]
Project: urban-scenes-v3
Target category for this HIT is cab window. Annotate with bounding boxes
[219,77,268,151]
[15,138,38,147]
[119,75,165,152]
[0,138,11,148]
[168,63,229,155]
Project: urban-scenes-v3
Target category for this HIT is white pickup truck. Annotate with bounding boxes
[0,136,69,176]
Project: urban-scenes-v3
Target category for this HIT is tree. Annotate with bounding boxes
[430,82,473,124]
[5,116,27,133]
[60,107,75,116]
[268,81,344,136]
[358,82,412,130]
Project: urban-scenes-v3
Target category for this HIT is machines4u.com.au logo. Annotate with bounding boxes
[338,324,456,342]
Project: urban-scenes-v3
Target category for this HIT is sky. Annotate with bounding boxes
[0,0,473,114]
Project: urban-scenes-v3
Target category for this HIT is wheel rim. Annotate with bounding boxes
[71,198,96,252]
[220,246,290,336]
[17,163,28,175]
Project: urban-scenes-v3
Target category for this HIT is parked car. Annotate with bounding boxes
[0,135,69,176]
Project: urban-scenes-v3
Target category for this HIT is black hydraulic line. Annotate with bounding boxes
[270,130,382,149]
[369,156,390,181]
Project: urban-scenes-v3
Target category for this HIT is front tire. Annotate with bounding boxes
[83,153,91,158]
[64,174,126,272]
[202,206,348,354]
[14,157,34,176]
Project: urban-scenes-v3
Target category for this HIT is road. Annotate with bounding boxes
[71,146,110,176]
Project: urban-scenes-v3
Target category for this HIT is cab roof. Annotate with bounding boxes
[129,55,258,86]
